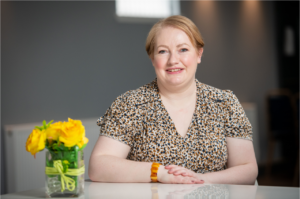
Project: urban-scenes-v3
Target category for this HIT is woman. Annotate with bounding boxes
[89,15,258,184]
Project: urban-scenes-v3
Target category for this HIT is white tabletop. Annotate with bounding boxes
[1,180,299,199]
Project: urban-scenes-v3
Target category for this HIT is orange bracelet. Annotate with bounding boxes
[150,162,161,182]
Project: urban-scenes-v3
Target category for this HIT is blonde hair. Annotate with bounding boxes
[145,15,204,58]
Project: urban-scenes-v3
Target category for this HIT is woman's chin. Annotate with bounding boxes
[165,78,186,87]
[158,75,192,88]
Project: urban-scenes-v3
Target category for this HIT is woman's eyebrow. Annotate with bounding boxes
[157,43,189,48]
[177,43,189,47]
[157,45,168,49]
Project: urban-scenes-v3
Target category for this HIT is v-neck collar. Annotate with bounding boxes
[152,79,204,140]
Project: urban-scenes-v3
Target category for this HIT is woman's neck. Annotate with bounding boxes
[157,78,197,105]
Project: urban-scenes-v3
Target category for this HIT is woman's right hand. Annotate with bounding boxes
[157,166,204,184]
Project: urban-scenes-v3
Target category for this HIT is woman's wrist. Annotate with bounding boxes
[157,165,167,182]
[196,173,209,184]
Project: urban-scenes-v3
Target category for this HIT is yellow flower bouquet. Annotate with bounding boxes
[25,118,88,197]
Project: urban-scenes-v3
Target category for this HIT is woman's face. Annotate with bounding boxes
[151,26,203,88]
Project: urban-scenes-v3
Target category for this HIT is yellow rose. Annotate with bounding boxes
[25,128,46,157]
[59,118,87,147]
[45,121,63,141]
[77,136,89,149]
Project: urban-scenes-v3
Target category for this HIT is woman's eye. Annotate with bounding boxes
[158,50,166,54]
[181,48,188,52]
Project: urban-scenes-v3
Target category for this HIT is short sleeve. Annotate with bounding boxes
[96,96,135,147]
[224,90,253,141]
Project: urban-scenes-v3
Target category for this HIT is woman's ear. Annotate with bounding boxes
[197,48,204,64]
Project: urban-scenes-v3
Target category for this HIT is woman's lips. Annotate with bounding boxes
[166,69,184,74]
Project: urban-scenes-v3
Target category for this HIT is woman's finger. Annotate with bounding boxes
[195,179,205,184]
[165,165,180,170]
[166,165,194,175]
[174,170,191,175]
[173,169,195,177]
[173,171,187,176]
[181,171,194,177]
[169,169,197,178]
[167,166,186,173]
[169,168,187,175]
[182,178,195,184]
[165,165,199,178]
[174,176,191,184]
[175,176,202,184]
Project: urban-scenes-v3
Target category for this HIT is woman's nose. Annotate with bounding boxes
[167,52,179,65]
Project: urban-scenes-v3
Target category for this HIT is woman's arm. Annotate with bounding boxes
[88,136,151,182]
[200,137,258,185]
[166,138,258,185]
[89,136,204,184]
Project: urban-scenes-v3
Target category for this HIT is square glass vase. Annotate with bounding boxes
[45,149,84,198]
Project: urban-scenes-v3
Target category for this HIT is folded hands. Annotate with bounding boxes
[157,165,207,184]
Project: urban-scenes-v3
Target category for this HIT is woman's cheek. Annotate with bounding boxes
[181,56,194,67]
[153,57,167,69]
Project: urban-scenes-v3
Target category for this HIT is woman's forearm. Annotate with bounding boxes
[88,155,152,183]
[201,163,258,185]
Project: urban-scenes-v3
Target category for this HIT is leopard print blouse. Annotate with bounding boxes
[97,79,252,173]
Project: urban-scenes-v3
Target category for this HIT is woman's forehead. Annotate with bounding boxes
[155,26,193,47]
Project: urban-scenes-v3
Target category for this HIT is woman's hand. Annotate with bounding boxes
[157,165,204,184]
[164,165,208,183]
[165,165,197,177]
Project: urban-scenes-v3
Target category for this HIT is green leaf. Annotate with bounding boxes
[46,120,54,128]
[67,151,76,163]
[46,158,53,167]
[62,160,69,173]
[43,120,46,128]
[34,126,43,131]
[56,151,63,160]
[69,162,75,168]
[58,143,68,151]
[79,144,87,151]
[52,143,60,151]
[35,120,53,131]
[74,145,79,152]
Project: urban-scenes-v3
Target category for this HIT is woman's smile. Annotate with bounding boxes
[166,68,184,74]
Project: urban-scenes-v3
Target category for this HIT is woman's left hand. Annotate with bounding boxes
[165,165,207,183]
[165,165,196,177]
